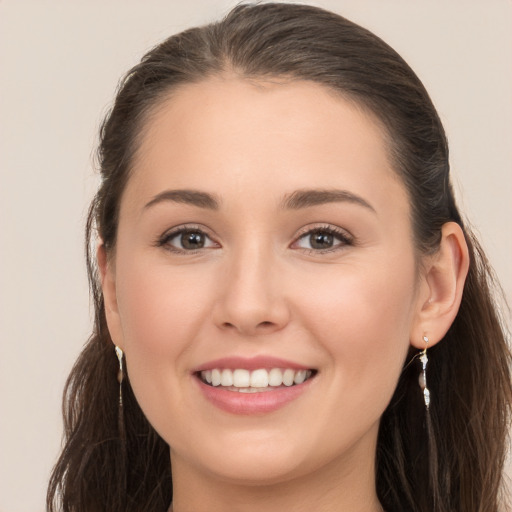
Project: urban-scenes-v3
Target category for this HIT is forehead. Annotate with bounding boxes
[124,76,406,215]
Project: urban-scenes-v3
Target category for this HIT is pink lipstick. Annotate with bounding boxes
[193,356,316,415]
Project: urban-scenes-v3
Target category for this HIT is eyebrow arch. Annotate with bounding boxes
[144,189,220,210]
[281,188,376,213]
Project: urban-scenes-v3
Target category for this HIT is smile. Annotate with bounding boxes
[193,357,318,414]
[199,368,315,392]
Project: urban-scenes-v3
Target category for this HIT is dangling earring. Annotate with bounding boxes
[115,346,124,406]
[419,336,430,410]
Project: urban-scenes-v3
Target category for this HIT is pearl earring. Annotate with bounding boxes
[115,346,124,406]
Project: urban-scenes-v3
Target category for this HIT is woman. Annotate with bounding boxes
[47,3,511,511]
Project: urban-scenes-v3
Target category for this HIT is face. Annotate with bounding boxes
[103,77,424,486]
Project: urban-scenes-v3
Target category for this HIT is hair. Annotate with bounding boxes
[47,3,511,512]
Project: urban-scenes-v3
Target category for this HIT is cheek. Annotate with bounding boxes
[294,256,417,411]
[112,256,219,439]
[115,258,209,357]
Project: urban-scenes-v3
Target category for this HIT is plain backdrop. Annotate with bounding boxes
[0,1,511,511]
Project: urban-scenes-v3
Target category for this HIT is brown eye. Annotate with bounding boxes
[159,227,218,253]
[294,227,352,252]
[181,231,205,250]
[309,232,334,249]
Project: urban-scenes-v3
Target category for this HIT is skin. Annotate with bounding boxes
[99,77,469,512]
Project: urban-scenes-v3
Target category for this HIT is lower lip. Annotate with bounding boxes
[195,376,314,415]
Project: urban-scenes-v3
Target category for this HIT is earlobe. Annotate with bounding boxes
[97,243,124,349]
[410,222,470,349]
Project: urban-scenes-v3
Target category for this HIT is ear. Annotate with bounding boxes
[410,222,470,349]
[97,243,124,350]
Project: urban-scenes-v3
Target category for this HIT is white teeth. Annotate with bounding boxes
[233,369,250,387]
[294,369,307,384]
[211,369,222,387]
[220,369,233,386]
[238,387,265,393]
[250,369,269,387]
[268,368,283,386]
[200,368,313,389]
[282,369,295,386]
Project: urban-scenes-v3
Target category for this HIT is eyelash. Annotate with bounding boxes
[155,224,218,254]
[292,224,354,254]
[155,224,354,255]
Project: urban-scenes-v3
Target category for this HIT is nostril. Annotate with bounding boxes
[219,319,278,335]
[221,321,274,330]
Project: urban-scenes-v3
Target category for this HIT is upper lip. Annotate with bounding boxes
[192,356,313,373]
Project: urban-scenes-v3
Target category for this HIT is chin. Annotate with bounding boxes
[201,452,312,486]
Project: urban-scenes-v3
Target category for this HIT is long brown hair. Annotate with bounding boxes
[47,3,511,511]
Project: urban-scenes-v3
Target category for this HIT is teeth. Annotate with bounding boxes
[211,369,221,387]
[250,369,269,387]
[282,369,295,386]
[294,369,307,384]
[220,369,233,386]
[233,369,250,387]
[268,368,283,386]
[200,368,313,389]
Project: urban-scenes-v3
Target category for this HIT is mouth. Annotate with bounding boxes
[193,357,318,414]
[196,368,317,393]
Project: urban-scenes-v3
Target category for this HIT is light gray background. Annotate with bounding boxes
[1,1,511,511]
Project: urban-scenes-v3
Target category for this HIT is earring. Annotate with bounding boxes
[419,336,430,410]
[115,346,124,406]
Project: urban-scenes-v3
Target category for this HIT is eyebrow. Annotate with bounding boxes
[281,189,376,213]
[143,188,375,213]
[144,189,220,210]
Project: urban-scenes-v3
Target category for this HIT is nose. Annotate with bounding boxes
[212,244,290,337]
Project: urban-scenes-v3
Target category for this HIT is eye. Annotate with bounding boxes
[293,226,353,252]
[157,226,219,253]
